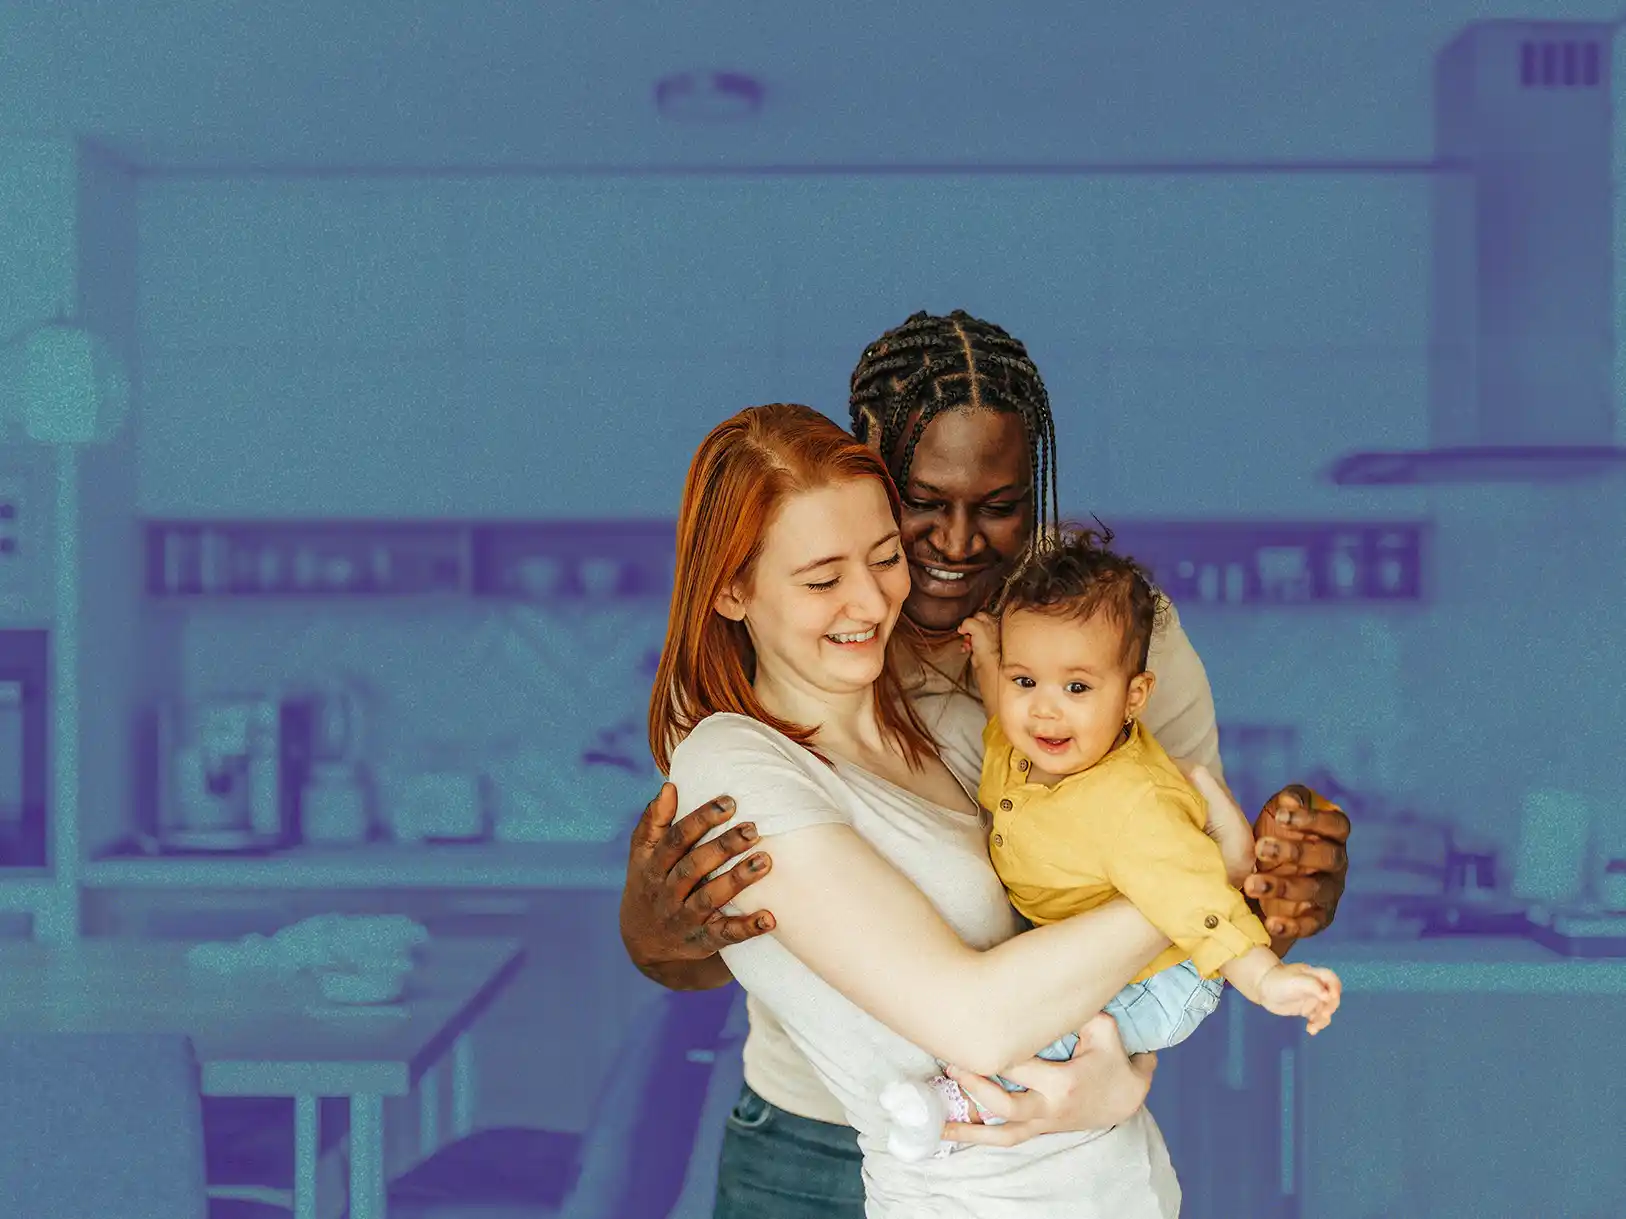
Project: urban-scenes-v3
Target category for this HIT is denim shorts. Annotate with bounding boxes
[713,1083,865,1219]
[999,958,1225,1091]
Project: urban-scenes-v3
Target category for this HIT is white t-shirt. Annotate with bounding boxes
[720,597,1224,1127]
[668,700,1183,1219]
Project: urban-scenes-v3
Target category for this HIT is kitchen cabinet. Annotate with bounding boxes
[1297,994,1626,1219]
[1152,939,1626,1219]
[1148,991,1299,1219]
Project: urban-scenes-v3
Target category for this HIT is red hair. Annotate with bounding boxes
[649,403,936,774]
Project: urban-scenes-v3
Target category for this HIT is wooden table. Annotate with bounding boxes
[0,936,526,1219]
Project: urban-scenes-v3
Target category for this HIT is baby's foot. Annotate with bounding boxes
[881,1074,991,1161]
[880,1079,947,1162]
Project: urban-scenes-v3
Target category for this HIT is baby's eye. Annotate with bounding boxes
[1012,676,1035,689]
[1065,682,1091,695]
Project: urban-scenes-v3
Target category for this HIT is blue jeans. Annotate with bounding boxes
[713,1084,865,1219]
[998,959,1225,1091]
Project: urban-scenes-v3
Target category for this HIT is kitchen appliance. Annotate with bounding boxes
[1510,788,1594,907]
[298,677,375,846]
[1330,21,1626,486]
[390,769,487,844]
[154,695,313,852]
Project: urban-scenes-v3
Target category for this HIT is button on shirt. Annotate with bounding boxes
[977,716,1270,981]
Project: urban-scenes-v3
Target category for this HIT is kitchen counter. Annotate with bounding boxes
[83,840,628,890]
[75,851,1626,992]
[1306,934,1626,994]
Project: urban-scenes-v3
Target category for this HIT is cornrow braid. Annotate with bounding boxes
[849,310,1060,554]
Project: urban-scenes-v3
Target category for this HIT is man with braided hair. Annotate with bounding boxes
[620,310,1352,1218]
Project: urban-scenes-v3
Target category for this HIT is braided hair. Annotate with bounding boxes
[848,310,1060,554]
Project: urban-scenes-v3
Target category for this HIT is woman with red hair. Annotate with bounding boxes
[625,311,1352,1219]
[649,402,1253,1218]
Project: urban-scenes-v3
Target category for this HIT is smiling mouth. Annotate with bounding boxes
[826,627,878,645]
[910,561,986,589]
[1031,735,1073,752]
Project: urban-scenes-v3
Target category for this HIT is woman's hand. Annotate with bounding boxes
[1243,785,1352,942]
[618,782,776,987]
[939,1014,1154,1146]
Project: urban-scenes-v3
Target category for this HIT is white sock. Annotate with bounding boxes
[879,1079,950,1163]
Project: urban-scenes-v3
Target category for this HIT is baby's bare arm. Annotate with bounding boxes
[958,613,1003,709]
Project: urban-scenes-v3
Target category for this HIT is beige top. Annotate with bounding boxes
[670,705,1180,1217]
[737,596,1224,1126]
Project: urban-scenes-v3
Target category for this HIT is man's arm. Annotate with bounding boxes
[619,783,776,991]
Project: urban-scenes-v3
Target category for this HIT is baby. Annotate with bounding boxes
[881,528,1341,1161]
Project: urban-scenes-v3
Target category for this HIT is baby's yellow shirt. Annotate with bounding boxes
[978,717,1270,981]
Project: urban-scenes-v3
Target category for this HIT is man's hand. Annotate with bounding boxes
[939,1014,1154,1146]
[619,782,776,987]
[1244,785,1351,943]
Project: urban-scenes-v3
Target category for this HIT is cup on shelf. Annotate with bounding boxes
[579,557,622,597]
[513,557,563,598]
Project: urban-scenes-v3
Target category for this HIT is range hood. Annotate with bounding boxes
[1330,21,1626,486]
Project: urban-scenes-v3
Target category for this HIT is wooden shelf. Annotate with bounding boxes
[143,518,677,602]
[142,517,1428,606]
[1106,519,1427,606]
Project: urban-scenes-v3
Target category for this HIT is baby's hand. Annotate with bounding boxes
[1257,962,1342,1035]
[958,613,1000,665]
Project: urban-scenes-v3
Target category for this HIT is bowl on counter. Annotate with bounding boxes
[316,962,411,1005]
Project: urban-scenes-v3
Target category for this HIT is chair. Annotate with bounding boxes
[375,984,739,1219]
[0,1032,210,1219]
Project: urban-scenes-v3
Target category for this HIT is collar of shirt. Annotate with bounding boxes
[1000,718,1150,803]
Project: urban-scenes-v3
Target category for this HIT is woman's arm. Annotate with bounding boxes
[724,823,1169,1077]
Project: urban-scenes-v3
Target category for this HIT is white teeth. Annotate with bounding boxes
[828,627,877,644]
[923,567,967,582]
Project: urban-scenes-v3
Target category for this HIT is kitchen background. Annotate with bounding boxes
[3,3,1626,1217]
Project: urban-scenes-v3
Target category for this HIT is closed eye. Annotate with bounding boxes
[809,551,901,592]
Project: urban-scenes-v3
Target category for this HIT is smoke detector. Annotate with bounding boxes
[654,71,765,122]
